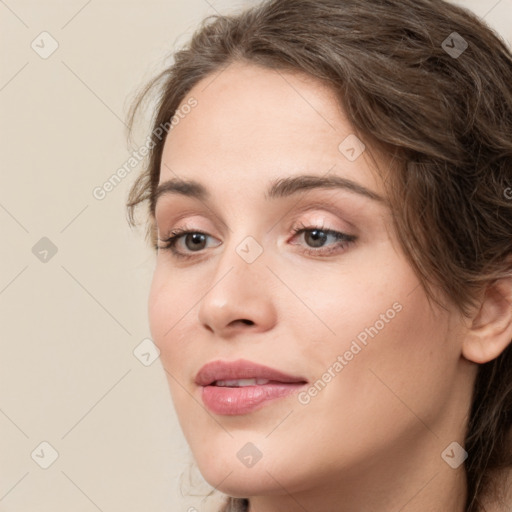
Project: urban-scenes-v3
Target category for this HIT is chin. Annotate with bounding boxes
[195,458,278,495]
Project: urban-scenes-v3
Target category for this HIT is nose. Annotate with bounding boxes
[197,240,278,338]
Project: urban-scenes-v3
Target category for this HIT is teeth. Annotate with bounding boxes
[214,378,270,387]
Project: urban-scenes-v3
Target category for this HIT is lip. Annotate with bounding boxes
[195,359,307,386]
[195,359,308,415]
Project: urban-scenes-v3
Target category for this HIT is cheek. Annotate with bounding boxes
[302,282,456,446]
[292,252,457,435]
[281,253,411,364]
[148,267,172,349]
[147,267,204,428]
[366,288,458,419]
[147,265,197,371]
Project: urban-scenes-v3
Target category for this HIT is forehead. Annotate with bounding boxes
[159,61,385,197]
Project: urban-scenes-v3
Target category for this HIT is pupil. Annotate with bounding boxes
[307,229,327,248]
[187,233,206,251]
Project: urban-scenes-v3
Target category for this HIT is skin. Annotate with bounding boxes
[147,61,500,512]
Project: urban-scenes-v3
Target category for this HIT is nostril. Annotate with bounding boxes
[239,319,254,326]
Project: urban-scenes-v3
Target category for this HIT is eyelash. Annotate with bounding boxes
[157,221,357,261]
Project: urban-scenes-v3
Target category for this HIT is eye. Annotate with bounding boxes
[157,227,220,260]
[157,222,357,260]
[289,221,356,256]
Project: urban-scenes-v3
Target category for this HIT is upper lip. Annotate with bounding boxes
[195,359,308,386]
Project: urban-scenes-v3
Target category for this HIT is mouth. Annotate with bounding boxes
[195,359,308,415]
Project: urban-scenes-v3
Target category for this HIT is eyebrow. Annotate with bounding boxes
[153,174,384,212]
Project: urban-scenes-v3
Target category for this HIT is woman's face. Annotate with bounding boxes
[148,62,474,504]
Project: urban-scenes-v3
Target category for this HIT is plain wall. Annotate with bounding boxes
[0,1,510,511]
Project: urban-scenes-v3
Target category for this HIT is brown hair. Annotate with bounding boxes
[125,0,512,510]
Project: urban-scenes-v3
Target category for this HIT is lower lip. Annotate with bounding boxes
[201,382,306,415]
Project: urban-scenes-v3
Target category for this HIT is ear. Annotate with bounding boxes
[462,275,512,364]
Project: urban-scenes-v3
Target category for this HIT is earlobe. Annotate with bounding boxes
[462,276,512,364]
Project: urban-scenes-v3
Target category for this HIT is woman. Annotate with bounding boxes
[125,0,512,510]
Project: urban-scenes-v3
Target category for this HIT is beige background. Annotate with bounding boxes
[0,1,510,511]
